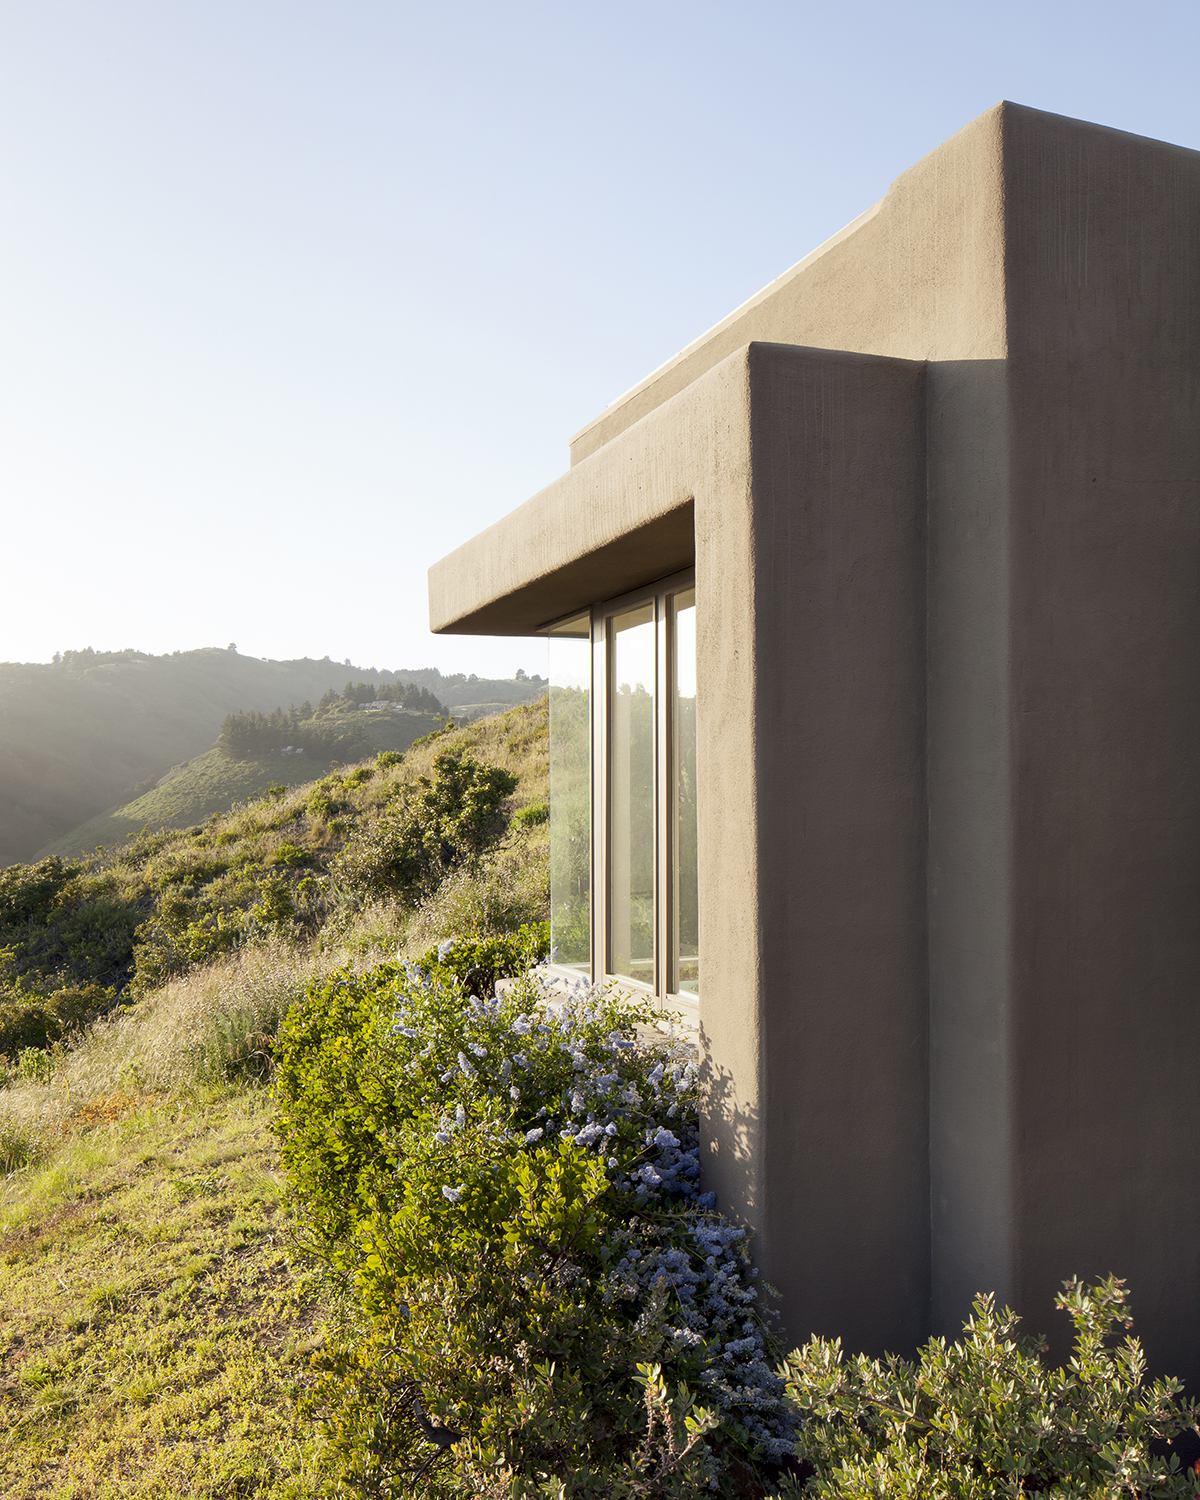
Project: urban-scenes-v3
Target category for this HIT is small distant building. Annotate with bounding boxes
[428,105,1200,1380]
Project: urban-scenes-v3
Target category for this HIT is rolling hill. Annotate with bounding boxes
[39,706,448,859]
[0,647,546,866]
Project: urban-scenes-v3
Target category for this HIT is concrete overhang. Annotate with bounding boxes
[429,98,1023,636]
[426,347,742,635]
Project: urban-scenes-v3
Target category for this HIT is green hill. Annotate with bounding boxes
[40,708,449,860]
[0,700,552,1496]
[0,647,545,867]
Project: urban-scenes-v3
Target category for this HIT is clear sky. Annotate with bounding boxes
[2,1,1197,677]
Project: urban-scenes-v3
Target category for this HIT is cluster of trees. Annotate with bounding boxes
[315,681,447,715]
[217,704,368,760]
[52,647,151,669]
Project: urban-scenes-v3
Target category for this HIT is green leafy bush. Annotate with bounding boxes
[414,924,548,998]
[0,859,142,993]
[131,892,243,993]
[0,981,114,1055]
[513,799,550,829]
[0,854,143,1052]
[268,842,315,869]
[306,776,348,820]
[336,751,518,904]
[272,951,793,1496]
[0,856,75,924]
[782,1276,1200,1497]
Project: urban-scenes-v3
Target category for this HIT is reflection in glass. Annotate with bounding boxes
[671,590,699,995]
[548,613,591,972]
[609,604,655,986]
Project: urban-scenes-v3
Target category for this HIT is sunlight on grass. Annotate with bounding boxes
[0,1093,331,1498]
[0,699,551,1496]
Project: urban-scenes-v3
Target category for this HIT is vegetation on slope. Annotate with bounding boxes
[0,646,546,866]
[43,705,453,861]
[0,701,551,1497]
[274,947,794,1497]
[0,700,549,1058]
[0,1092,326,1498]
[3,693,1197,1497]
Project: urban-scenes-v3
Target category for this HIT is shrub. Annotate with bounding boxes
[781,1276,1200,1497]
[335,751,518,904]
[0,996,62,1057]
[307,776,348,820]
[272,953,793,1496]
[0,981,115,1057]
[131,893,243,993]
[0,856,75,924]
[249,877,298,932]
[268,842,315,869]
[412,925,548,999]
[0,857,143,1006]
[512,800,549,829]
[17,1045,53,1084]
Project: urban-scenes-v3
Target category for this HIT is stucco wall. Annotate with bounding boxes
[568,102,1008,465]
[724,344,929,1353]
[997,108,1200,1377]
[428,103,1200,1377]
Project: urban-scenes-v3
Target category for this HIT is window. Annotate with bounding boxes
[608,602,656,986]
[547,612,590,974]
[543,570,698,1010]
[671,588,698,996]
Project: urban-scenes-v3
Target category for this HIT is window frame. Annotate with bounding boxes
[591,566,697,1015]
[543,608,593,980]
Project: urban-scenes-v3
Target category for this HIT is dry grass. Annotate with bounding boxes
[0,1092,330,1498]
[0,699,552,1494]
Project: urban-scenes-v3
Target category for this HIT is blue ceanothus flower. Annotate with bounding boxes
[384,959,796,1464]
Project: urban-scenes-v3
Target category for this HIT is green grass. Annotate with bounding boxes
[0,1090,330,1498]
[0,698,553,1493]
[1,697,549,1052]
[40,710,448,861]
[38,751,331,861]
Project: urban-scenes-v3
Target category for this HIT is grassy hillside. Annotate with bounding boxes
[0,700,549,1058]
[0,1092,327,1497]
[39,750,334,860]
[0,647,545,866]
[0,700,550,1492]
[40,708,449,860]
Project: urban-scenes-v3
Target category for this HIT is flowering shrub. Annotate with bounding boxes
[782,1276,1200,1498]
[272,940,794,1496]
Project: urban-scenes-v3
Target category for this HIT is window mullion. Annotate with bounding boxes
[657,589,671,1003]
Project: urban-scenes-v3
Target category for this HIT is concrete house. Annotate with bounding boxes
[428,103,1200,1382]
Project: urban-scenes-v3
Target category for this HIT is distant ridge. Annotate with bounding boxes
[0,646,546,866]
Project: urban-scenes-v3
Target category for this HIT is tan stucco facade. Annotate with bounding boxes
[428,103,1200,1379]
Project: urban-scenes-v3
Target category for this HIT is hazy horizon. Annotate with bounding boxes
[0,641,546,680]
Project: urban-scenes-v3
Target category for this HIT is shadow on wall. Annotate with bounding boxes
[697,1030,760,1215]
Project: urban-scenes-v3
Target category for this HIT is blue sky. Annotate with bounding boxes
[2,0,1197,676]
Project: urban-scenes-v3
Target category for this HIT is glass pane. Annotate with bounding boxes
[672,590,699,995]
[548,613,591,972]
[609,604,655,986]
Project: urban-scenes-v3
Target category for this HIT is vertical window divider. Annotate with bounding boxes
[657,591,672,1006]
[592,607,607,987]
[585,567,695,1005]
